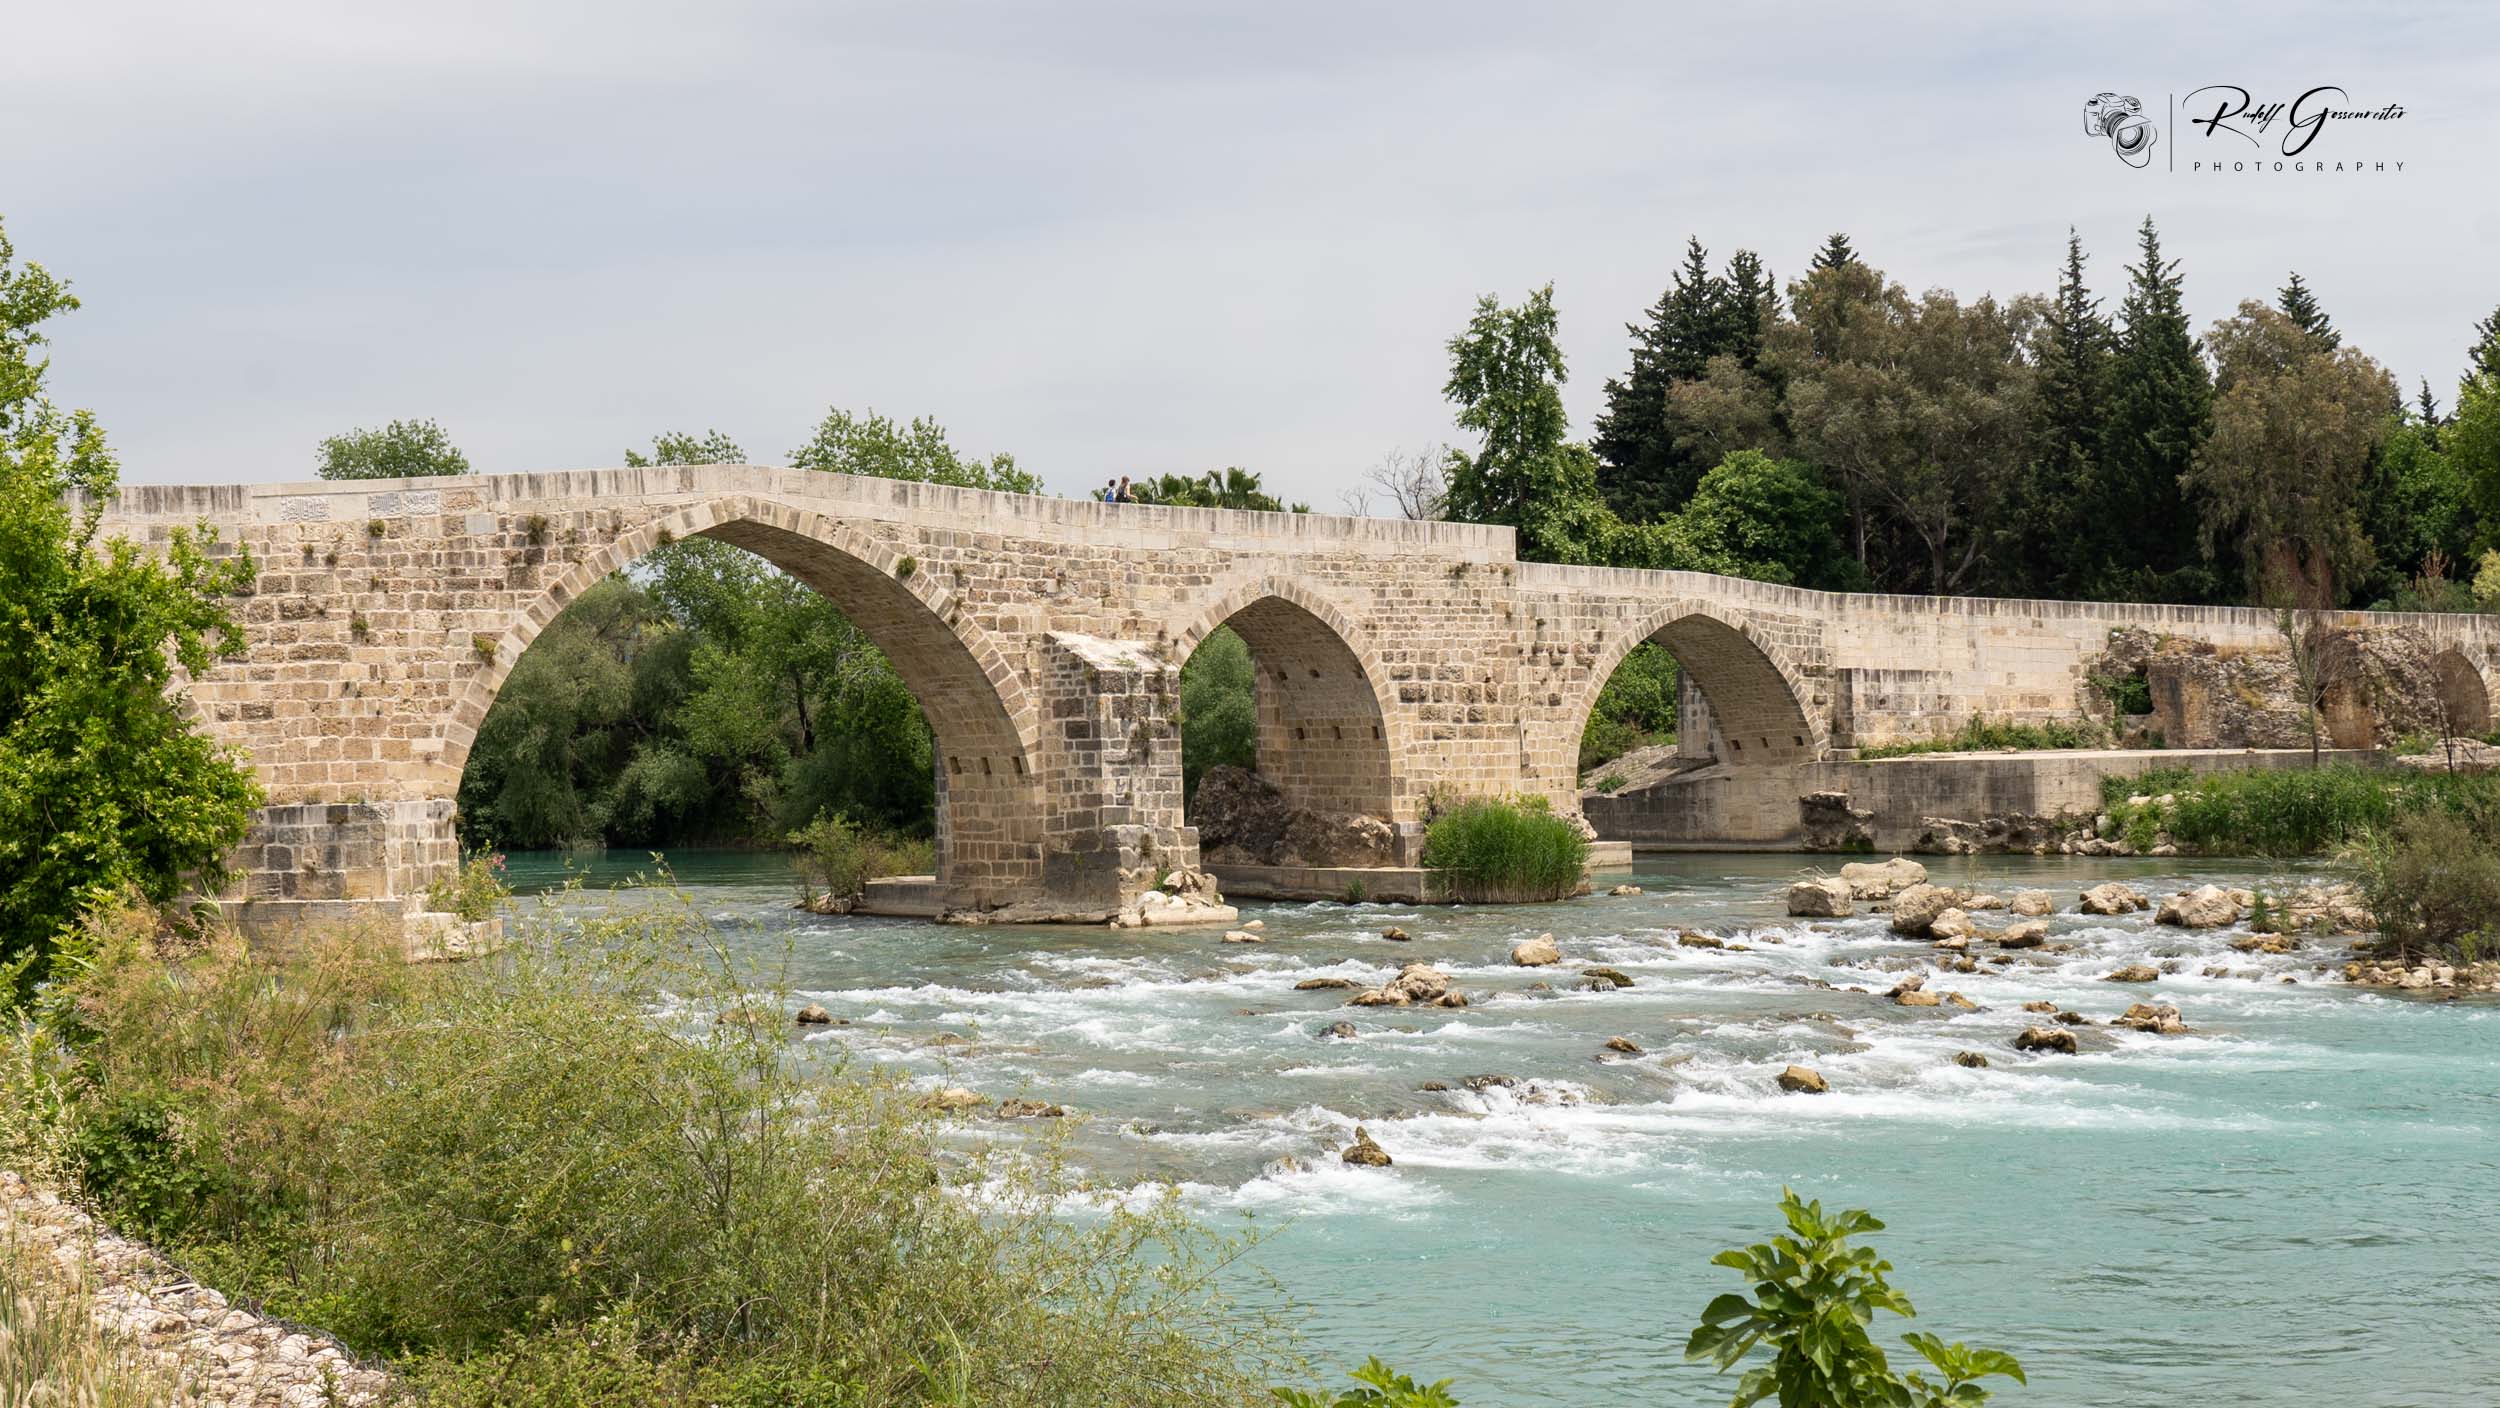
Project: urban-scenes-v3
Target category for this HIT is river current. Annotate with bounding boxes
[504,849,2500,1407]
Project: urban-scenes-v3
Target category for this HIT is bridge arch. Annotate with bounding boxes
[1571,599,1824,768]
[441,495,1043,903]
[2430,647,2493,737]
[1170,576,1414,824]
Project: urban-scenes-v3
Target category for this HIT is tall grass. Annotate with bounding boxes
[0,1231,193,1407]
[1420,797,1589,903]
[2100,763,2500,857]
[7,887,1283,1406]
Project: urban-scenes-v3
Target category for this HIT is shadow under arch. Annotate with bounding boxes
[1574,600,1823,766]
[440,495,1043,904]
[1170,577,1413,825]
[2429,647,2494,737]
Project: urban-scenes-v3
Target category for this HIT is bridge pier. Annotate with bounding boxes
[219,798,459,942]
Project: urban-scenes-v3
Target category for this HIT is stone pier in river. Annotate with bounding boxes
[94,465,2500,934]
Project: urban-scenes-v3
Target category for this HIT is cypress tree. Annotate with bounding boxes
[2276,272,2340,349]
[1593,237,1724,522]
[2472,304,2500,383]
[2001,230,2113,597]
[1810,232,1857,271]
[2094,217,2216,601]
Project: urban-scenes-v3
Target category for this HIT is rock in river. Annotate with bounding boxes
[1888,883,1958,935]
[1787,876,1854,917]
[921,1086,987,1112]
[1953,1050,1991,1068]
[2014,1027,2079,1054]
[2104,963,2160,983]
[1341,1126,1394,1167]
[1777,1064,1829,1093]
[794,1003,837,1025]
[2079,882,2149,915]
[1581,966,1635,988]
[2156,884,2244,929]
[2009,889,2056,917]
[1602,1035,1646,1056]
[2115,1002,2190,1034]
[1840,857,1927,899]
[1511,934,1562,966]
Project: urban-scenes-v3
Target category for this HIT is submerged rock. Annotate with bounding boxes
[1953,1050,1991,1068]
[1340,1126,1393,1167]
[1581,966,1635,988]
[1776,1064,1829,1093]
[1221,929,1265,944]
[1602,1035,1646,1056]
[1677,931,1726,950]
[1381,926,1413,942]
[992,1098,1068,1119]
[1296,976,1360,990]
[2104,963,2160,983]
[2014,1027,2079,1054]
[1318,1021,1358,1040]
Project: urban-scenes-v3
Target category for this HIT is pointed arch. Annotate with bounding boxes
[1170,576,1415,822]
[439,495,1042,901]
[1572,599,1824,765]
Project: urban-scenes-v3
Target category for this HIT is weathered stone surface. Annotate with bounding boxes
[1996,919,2050,948]
[2079,882,2149,915]
[1787,876,1855,917]
[1928,907,1975,941]
[1602,1035,1645,1055]
[1386,963,1452,1003]
[1194,765,1399,869]
[1296,976,1360,990]
[1580,966,1635,988]
[921,1086,987,1111]
[2009,889,2056,917]
[2104,963,2160,983]
[1510,934,1562,966]
[2014,1026,2080,1054]
[1340,1126,1393,1166]
[1840,857,1927,899]
[1776,1064,1829,1093]
[1888,883,1958,935]
[794,1002,836,1025]
[2156,884,2243,929]
[2115,1002,2189,1034]
[1953,1050,1991,1068]
[1801,791,1877,851]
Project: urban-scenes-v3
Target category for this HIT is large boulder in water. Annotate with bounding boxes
[1510,934,1562,966]
[1841,857,1927,899]
[1888,883,1957,935]
[2013,1027,2079,1054]
[1776,1064,1829,1094]
[2009,889,2056,917]
[1787,876,1854,917]
[2079,882,2149,915]
[1340,1126,1393,1167]
[1386,963,1451,1003]
[2156,884,2243,929]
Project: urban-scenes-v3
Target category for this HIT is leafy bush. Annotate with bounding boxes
[787,813,935,904]
[1276,1357,1460,1407]
[2350,810,2500,963]
[2099,763,2500,857]
[2090,669,2153,718]
[19,889,1275,1406]
[1857,714,2110,760]
[1688,1189,2025,1408]
[426,849,510,921]
[1419,796,1589,903]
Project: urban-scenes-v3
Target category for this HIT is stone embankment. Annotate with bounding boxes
[0,1171,393,1407]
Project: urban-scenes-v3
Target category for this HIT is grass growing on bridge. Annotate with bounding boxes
[1856,714,2113,760]
[1419,796,1590,903]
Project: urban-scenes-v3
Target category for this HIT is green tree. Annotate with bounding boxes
[2469,304,2500,384]
[1595,238,1726,522]
[1999,231,2113,598]
[623,430,746,468]
[2275,271,2340,349]
[789,408,1039,493]
[1179,626,1255,802]
[1809,232,1858,271]
[455,577,662,849]
[2185,302,2395,606]
[2453,374,2500,551]
[2359,419,2472,605]
[1678,451,1857,589]
[1442,285,1607,562]
[0,222,261,991]
[314,419,470,480]
[1131,467,1301,512]
[2091,217,2215,602]
[1687,1189,2026,1408]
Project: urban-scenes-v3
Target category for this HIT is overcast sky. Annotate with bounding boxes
[7,1,2497,505]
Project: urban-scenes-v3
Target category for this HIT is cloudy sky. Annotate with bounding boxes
[7,1,2497,505]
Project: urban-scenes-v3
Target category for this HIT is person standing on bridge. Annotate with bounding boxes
[1115,475,1135,503]
[1101,477,1120,503]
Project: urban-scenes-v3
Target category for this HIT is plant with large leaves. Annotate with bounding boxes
[1687,1189,2025,1407]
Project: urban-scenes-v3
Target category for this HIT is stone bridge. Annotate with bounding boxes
[95,465,2500,931]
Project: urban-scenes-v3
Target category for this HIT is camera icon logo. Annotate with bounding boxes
[2085,92,2159,167]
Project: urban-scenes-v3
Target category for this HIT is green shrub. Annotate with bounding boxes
[2090,669,2153,718]
[2351,810,2500,963]
[2098,764,2500,858]
[1419,796,1588,903]
[787,812,934,903]
[1276,1357,1460,1407]
[20,890,1277,1405]
[1688,1188,2025,1408]
[426,849,511,921]
[1858,714,2110,760]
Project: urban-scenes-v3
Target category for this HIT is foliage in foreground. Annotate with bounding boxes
[1688,1189,2024,1408]
[0,216,262,998]
[1275,1357,1460,1407]
[2101,763,2500,858]
[2,890,1278,1406]
[0,1226,192,1406]
[1419,795,1589,902]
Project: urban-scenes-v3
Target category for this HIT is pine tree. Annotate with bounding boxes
[1718,249,1779,370]
[2093,217,2217,601]
[1593,238,1724,522]
[2472,304,2500,383]
[2415,378,2444,429]
[2276,272,2340,349]
[2001,230,2113,597]
[1809,232,1857,271]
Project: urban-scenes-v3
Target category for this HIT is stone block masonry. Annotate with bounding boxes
[91,465,2500,936]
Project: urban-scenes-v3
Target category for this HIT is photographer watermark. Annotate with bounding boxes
[2081,84,2408,173]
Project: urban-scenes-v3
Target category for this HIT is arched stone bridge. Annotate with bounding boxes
[96,465,2500,931]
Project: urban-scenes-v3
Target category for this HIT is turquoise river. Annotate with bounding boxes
[504,848,2500,1407]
